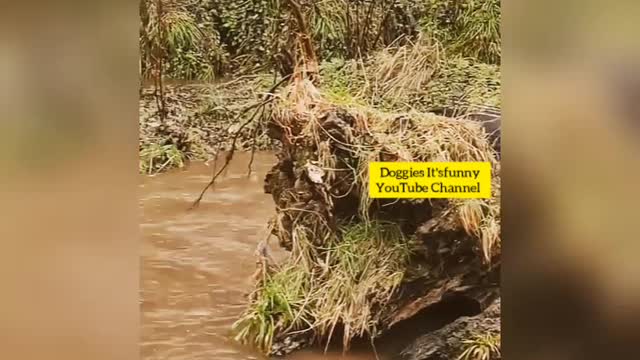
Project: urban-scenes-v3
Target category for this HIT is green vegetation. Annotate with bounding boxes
[232,261,311,353]
[138,0,502,352]
[139,0,501,80]
[458,333,501,360]
[138,75,275,174]
[233,221,414,353]
[139,143,185,175]
[138,0,501,174]
[421,0,501,64]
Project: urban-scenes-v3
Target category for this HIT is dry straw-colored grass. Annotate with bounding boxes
[361,37,442,104]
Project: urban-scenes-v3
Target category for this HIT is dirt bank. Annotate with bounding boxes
[229,71,501,359]
[139,75,277,174]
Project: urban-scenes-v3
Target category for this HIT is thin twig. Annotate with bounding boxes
[189,102,266,210]
[371,335,381,360]
[154,0,167,121]
[190,75,292,209]
[360,0,378,53]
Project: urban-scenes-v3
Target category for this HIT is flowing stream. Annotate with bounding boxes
[141,152,385,360]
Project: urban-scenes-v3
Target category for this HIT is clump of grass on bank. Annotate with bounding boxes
[139,143,185,175]
[312,222,413,348]
[232,262,311,353]
[456,195,501,263]
[273,74,501,233]
[233,221,414,353]
[320,39,500,114]
[458,333,501,360]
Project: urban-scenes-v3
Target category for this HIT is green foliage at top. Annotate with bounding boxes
[211,0,280,67]
[421,0,501,64]
[140,0,437,80]
[140,0,226,80]
[305,0,427,60]
[140,0,501,80]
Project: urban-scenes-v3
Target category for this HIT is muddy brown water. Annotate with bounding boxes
[141,152,387,360]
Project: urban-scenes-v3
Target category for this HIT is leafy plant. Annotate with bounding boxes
[232,263,312,353]
[139,0,436,80]
[139,143,185,175]
[140,0,225,80]
[458,333,501,360]
[233,221,414,353]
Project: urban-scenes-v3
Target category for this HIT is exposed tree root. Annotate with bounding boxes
[231,74,501,357]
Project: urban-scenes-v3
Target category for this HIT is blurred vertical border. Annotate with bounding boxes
[0,1,139,360]
[503,0,640,359]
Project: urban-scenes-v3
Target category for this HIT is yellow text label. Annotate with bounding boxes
[368,162,492,199]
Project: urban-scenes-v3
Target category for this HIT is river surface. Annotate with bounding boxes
[140,152,384,360]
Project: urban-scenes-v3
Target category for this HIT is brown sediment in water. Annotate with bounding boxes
[140,153,386,360]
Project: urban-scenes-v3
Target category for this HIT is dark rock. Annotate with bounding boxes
[399,298,500,360]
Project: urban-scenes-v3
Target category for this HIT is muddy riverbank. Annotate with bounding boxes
[139,76,277,175]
